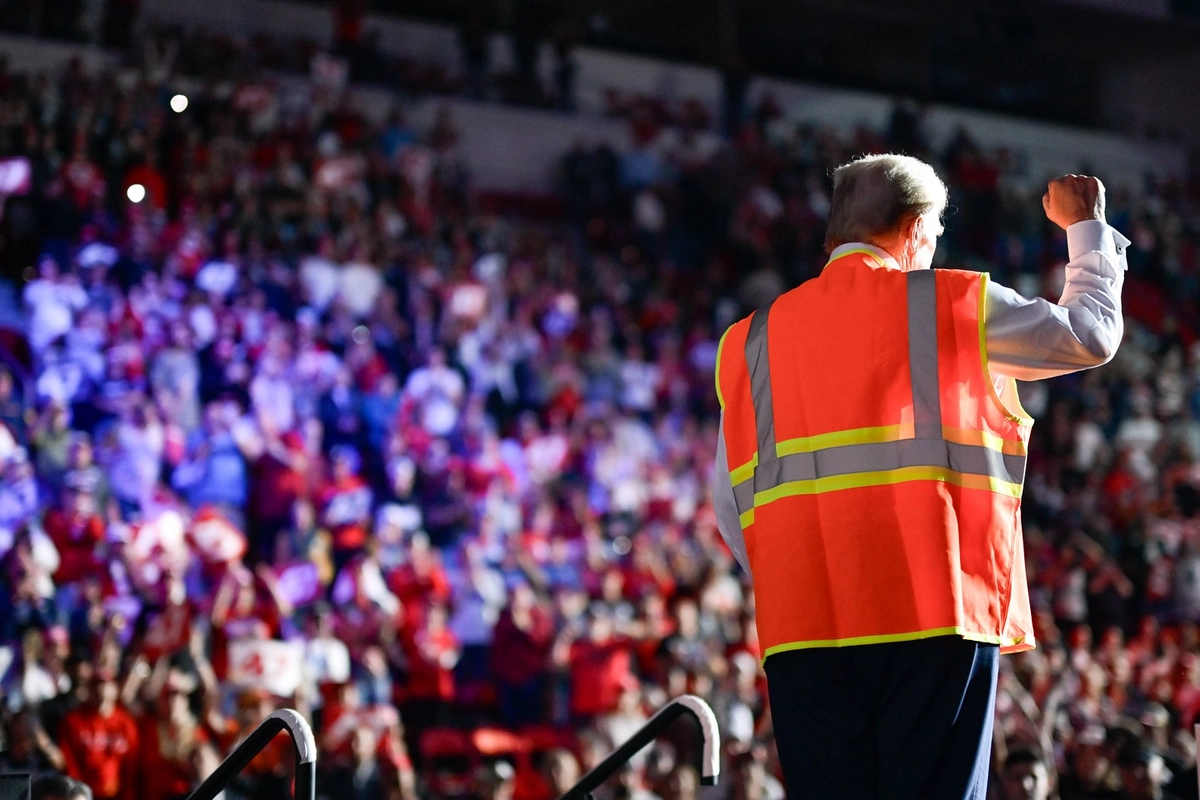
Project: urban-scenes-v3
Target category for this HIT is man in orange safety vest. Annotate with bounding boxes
[714,154,1127,799]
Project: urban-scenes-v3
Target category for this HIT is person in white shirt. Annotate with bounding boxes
[403,347,466,438]
[339,257,384,319]
[106,399,166,519]
[620,342,662,417]
[24,258,87,354]
[299,237,341,312]
[250,355,296,435]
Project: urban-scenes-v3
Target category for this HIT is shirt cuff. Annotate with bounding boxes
[1066,220,1131,271]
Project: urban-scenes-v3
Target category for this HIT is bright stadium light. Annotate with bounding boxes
[126,183,146,203]
[170,94,189,113]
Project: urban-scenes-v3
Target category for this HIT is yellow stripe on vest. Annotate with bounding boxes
[761,625,1029,664]
[939,425,1026,456]
[978,273,1034,426]
[714,326,731,411]
[738,465,1023,528]
[729,453,758,486]
[774,423,914,456]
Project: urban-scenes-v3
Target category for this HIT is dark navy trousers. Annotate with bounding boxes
[764,636,999,800]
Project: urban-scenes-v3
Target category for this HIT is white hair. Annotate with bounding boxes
[825,153,948,252]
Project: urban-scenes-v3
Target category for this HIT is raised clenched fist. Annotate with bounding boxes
[1043,174,1106,230]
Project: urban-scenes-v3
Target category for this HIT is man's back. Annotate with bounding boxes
[713,158,1125,800]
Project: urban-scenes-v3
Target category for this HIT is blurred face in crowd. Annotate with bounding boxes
[544,749,581,796]
[731,755,767,800]
[1119,754,1167,800]
[616,684,641,715]
[332,452,352,480]
[1110,651,1133,690]
[475,763,515,800]
[38,257,59,281]
[588,613,615,642]
[1001,758,1051,800]
[602,569,624,602]
[351,727,378,766]
[95,674,120,712]
[22,628,44,662]
[68,436,93,468]
[676,600,700,639]
[293,499,315,531]
[67,486,96,516]
[235,577,257,614]
[1082,662,1108,698]
[1072,741,1108,787]
[666,667,688,698]
[43,627,69,666]
[511,583,536,614]
[237,691,274,727]
[164,680,193,722]
[663,765,698,800]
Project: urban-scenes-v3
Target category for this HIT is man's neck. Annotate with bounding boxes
[827,242,903,271]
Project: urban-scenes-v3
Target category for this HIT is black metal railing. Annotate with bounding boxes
[560,695,720,800]
[186,709,316,800]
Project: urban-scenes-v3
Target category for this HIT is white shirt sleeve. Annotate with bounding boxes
[714,413,751,574]
[985,220,1128,381]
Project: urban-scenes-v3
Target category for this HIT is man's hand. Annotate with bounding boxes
[1043,174,1106,230]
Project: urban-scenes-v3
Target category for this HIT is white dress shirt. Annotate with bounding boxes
[714,220,1130,573]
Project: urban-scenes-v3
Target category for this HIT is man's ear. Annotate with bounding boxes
[901,214,922,244]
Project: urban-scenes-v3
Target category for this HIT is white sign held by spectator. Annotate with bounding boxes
[228,640,305,697]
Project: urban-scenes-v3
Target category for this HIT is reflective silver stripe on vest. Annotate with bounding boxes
[731,440,1025,512]
[733,270,1026,518]
[745,305,777,460]
[906,270,942,440]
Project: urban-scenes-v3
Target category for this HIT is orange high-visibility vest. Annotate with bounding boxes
[717,249,1036,662]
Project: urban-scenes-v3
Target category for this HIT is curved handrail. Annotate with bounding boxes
[186,709,316,800]
[560,695,720,800]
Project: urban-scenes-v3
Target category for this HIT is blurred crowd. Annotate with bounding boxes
[0,12,1199,800]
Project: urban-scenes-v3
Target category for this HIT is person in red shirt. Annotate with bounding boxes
[404,603,460,702]
[217,689,293,800]
[401,603,459,770]
[624,539,677,603]
[209,565,288,680]
[43,480,105,587]
[491,582,555,728]
[58,668,140,800]
[554,609,636,723]
[61,142,104,210]
[317,446,374,573]
[248,427,319,564]
[388,533,451,631]
[1173,653,1200,728]
[138,672,218,800]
